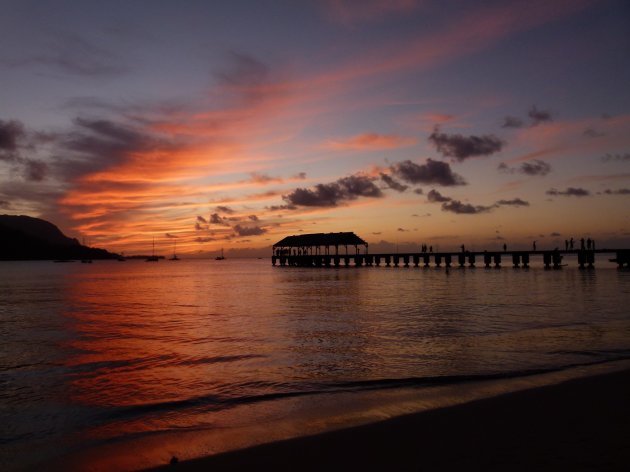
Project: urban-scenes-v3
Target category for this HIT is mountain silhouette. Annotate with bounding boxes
[0,214,118,260]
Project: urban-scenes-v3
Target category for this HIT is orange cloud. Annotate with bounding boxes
[324,132,417,151]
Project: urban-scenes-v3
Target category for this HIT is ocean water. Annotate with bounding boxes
[1,258,630,470]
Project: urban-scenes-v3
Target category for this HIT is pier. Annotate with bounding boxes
[272,233,630,269]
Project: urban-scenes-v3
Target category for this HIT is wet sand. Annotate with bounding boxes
[149,368,630,471]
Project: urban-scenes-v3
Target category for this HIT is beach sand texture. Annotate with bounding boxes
[148,368,630,471]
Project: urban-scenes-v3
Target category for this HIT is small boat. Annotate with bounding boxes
[169,240,180,261]
[215,248,225,260]
[146,237,159,262]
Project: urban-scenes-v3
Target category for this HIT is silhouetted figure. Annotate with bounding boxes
[570,237,574,249]
[461,244,465,252]
[587,238,592,250]
[503,243,507,252]
[565,240,569,250]
[429,246,433,253]
[581,238,585,250]
[533,241,537,251]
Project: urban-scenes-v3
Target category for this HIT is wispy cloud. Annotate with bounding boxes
[498,160,551,176]
[528,105,553,126]
[322,0,420,25]
[496,198,529,207]
[546,187,590,197]
[601,152,630,162]
[2,32,127,77]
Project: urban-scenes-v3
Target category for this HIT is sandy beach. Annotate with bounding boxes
[148,367,630,471]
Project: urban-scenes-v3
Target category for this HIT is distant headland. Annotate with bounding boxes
[0,215,119,261]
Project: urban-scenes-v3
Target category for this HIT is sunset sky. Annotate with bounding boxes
[1,0,629,256]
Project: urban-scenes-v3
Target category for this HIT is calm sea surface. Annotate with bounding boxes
[2,258,630,470]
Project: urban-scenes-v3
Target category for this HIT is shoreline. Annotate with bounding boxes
[148,366,630,471]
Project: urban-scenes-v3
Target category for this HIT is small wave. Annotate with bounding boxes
[97,356,630,424]
[176,354,265,366]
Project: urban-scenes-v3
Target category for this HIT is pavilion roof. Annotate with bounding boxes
[273,232,368,248]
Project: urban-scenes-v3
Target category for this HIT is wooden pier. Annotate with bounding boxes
[272,249,630,269]
[271,233,630,269]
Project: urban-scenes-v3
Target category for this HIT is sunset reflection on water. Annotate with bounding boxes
[2,259,630,470]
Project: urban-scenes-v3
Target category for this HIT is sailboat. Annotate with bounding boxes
[146,237,159,262]
[215,248,225,260]
[169,240,180,261]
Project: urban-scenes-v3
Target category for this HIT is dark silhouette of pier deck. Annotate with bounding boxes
[272,233,630,269]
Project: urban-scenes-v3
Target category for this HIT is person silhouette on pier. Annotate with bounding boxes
[503,243,507,252]
[533,241,537,251]
[581,238,585,250]
[429,246,433,253]
[587,238,592,250]
[565,240,569,250]
[461,244,465,252]
[592,239,596,250]
[570,237,574,249]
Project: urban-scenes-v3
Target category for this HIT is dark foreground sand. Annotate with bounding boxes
[150,368,630,471]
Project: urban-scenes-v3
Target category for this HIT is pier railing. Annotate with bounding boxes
[272,249,630,269]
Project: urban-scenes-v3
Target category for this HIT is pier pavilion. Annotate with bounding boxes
[273,232,368,257]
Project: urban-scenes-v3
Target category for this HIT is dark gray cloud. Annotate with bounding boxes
[582,127,605,138]
[602,152,630,162]
[428,129,503,161]
[293,172,307,180]
[379,173,408,192]
[165,233,178,238]
[427,189,451,203]
[413,188,423,195]
[248,214,259,221]
[23,160,48,181]
[0,120,25,153]
[496,198,530,207]
[0,200,11,209]
[267,203,297,211]
[390,159,466,186]
[210,213,230,225]
[55,117,176,180]
[520,160,552,176]
[602,188,630,195]
[283,174,382,207]
[195,237,215,243]
[442,200,494,214]
[498,160,551,176]
[0,120,49,180]
[197,216,208,224]
[501,116,524,128]
[234,224,267,236]
[546,187,590,197]
[528,106,552,126]
[215,205,235,214]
